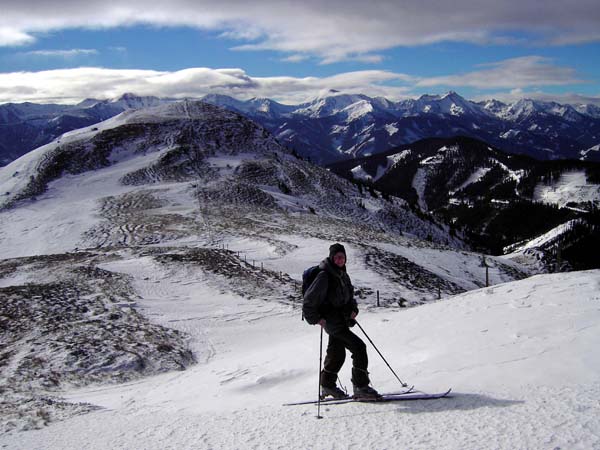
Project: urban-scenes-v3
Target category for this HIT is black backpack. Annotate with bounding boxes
[301,265,323,321]
[302,265,321,296]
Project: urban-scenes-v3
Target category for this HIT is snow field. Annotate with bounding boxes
[3,267,599,449]
[533,170,600,207]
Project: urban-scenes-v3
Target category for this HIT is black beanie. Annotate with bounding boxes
[328,243,346,259]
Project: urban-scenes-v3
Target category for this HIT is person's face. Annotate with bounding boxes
[333,252,346,268]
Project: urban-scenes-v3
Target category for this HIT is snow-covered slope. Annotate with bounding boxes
[533,170,600,207]
[2,266,598,449]
[0,100,461,253]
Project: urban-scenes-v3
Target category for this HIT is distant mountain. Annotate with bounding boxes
[3,91,600,168]
[328,135,600,269]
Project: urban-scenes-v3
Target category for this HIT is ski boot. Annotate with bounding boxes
[353,384,382,401]
[320,385,349,400]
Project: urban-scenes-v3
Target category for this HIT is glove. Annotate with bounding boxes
[347,318,356,328]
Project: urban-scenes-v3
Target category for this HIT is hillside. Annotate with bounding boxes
[329,136,600,269]
[0,100,458,246]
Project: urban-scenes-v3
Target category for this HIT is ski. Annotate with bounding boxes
[283,386,414,406]
[317,388,452,405]
[283,387,451,406]
[314,386,415,406]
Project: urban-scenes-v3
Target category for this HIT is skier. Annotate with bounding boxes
[303,243,380,400]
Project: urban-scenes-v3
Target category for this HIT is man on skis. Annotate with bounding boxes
[303,243,380,400]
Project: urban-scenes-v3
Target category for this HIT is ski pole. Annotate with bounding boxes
[317,327,324,419]
[355,320,408,388]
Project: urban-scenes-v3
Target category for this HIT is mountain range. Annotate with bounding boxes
[203,91,600,163]
[2,92,600,167]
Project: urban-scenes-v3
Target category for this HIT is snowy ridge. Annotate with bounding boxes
[0,101,283,211]
[505,219,583,254]
[202,91,600,163]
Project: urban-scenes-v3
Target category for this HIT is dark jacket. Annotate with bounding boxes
[303,257,358,335]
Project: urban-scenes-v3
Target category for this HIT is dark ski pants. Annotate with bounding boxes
[321,328,370,388]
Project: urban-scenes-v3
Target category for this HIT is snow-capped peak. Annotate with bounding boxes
[503,98,540,121]
[499,98,587,123]
[547,103,581,122]
[399,91,486,117]
[481,99,507,114]
[109,93,165,110]
[575,103,600,119]
[296,93,373,118]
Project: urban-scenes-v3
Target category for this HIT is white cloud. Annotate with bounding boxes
[416,56,586,89]
[0,67,415,104]
[0,27,35,46]
[280,54,310,63]
[0,65,597,106]
[0,1,599,63]
[23,49,98,58]
[0,60,592,105]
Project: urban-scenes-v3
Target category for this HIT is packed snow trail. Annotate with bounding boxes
[2,270,600,449]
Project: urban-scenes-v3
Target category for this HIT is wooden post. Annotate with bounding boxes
[481,256,489,287]
[377,290,380,307]
[438,283,441,299]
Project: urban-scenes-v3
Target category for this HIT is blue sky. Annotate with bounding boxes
[0,0,599,105]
